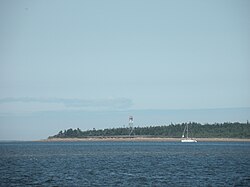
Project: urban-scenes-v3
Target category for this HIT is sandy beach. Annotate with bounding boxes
[40,137,250,142]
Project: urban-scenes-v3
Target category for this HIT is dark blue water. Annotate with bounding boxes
[0,141,250,187]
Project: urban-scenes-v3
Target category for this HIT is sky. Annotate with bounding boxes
[0,0,250,140]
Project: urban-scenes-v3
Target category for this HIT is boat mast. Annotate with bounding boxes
[182,124,186,138]
[186,123,189,139]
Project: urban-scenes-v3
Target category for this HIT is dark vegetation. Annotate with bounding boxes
[49,122,250,139]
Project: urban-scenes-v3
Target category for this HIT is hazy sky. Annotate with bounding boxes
[0,0,249,140]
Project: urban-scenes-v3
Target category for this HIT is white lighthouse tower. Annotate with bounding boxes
[128,116,134,137]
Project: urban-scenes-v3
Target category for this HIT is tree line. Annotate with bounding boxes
[49,122,250,139]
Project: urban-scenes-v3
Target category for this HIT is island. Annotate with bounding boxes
[45,122,250,142]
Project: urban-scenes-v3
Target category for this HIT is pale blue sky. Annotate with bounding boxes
[0,0,249,140]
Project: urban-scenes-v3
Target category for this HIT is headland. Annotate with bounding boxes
[40,137,250,142]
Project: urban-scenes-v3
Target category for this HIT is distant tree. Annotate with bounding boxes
[49,122,250,139]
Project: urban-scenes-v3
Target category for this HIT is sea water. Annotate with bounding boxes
[0,141,250,186]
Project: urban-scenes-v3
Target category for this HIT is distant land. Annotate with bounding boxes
[48,122,250,141]
[1,107,249,141]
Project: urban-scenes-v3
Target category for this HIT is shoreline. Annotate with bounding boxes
[39,137,250,142]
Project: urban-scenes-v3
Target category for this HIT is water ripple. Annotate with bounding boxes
[0,142,250,186]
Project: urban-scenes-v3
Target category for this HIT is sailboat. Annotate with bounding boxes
[181,123,197,142]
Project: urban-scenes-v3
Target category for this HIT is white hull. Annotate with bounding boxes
[181,139,197,143]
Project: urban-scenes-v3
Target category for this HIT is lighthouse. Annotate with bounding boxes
[128,116,134,136]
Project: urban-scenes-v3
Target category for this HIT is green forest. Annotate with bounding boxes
[49,122,250,139]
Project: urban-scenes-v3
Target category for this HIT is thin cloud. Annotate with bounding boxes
[0,97,133,109]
